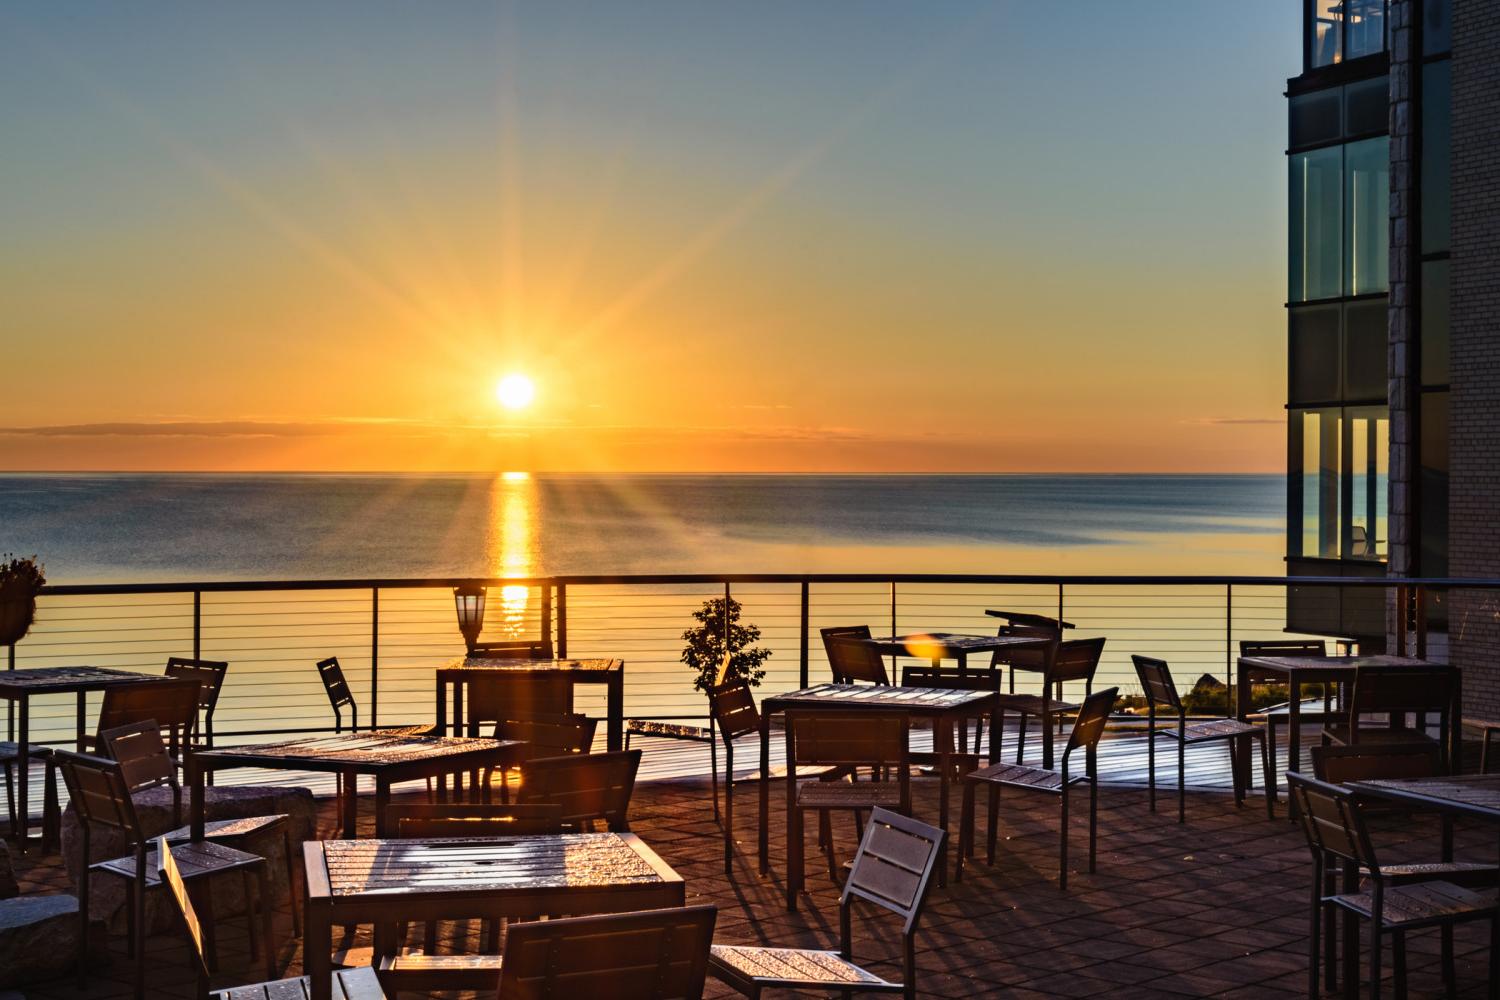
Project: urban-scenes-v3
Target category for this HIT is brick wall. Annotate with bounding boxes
[1388,0,1418,587]
[1448,0,1500,720]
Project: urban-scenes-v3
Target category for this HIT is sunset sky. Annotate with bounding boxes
[1,2,1297,474]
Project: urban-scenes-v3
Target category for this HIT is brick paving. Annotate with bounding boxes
[8,776,1498,999]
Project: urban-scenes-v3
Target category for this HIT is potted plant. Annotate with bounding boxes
[681,595,771,694]
[0,554,45,645]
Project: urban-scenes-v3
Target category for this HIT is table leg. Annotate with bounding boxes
[307,897,332,1000]
[189,755,206,840]
[784,722,799,911]
[1042,700,1055,771]
[76,691,86,751]
[1449,670,1462,773]
[758,716,770,874]
[341,769,358,838]
[607,673,624,752]
[14,697,27,847]
[937,717,953,887]
[1286,682,1303,819]
[1234,660,1251,798]
[374,777,390,838]
[436,678,447,736]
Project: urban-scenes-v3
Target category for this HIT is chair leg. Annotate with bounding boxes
[1087,777,1097,874]
[243,870,259,961]
[985,784,1000,866]
[283,829,301,938]
[1370,919,1383,1000]
[1178,736,1187,824]
[1487,913,1499,1000]
[1259,732,1275,820]
[259,866,276,983]
[1439,924,1454,998]
[77,838,90,989]
[1343,909,1359,1000]
[723,771,734,877]
[200,882,220,973]
[787,804,804,911]
[956,780,974,882]
[1307,862,1322,999]
[1147,732,1156,813]
[1391,929,1406,1000]
[2,762,13,835]
[1058,784,1070,890]
[820,811,837,880]
[1015,713,1028,765]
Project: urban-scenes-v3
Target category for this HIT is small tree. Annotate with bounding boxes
[681,596,771,694]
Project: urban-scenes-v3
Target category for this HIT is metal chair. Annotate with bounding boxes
[710,808,944,1000]
[957,687,1118,890]
[55,750,275,1000]
[515,748,642,832]
[374,803,566,996]
[821,625,891,685]
[465,673,573,732]
[157,837,388,1000]
[784,709,910,909]
[490,711,597,800]
[1288,773,1500,999]
[1132,655,1274,822]
[99,720,300,936]
[315,656,440,808]
[1,741,60,852]
[498,906,718,999]
[84,678,203,759]
[164,657,229,747]
[1239,639,1333,748]
[993,637,1105,765]
[1322,664,1456,769]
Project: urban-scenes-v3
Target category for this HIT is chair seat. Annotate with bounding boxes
[992,694,1079,716]
[797,781,905,810]
[627,719,712,742]
[964,761,1082,793]
[376,951,503,989]
[1159,719,1264,744]
[160,814,288,843]
[93,839,263,885]
[1322,725,1438,747]
[213,965,387,999]
[1376,861,1499,888]
[708,945,901,992]
[1329,881,1499,929]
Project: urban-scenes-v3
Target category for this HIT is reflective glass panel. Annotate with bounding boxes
[1291,89,1342,149]
[1345,0,1387,60]
[1346,406,1388,560]
[1310,0,1343,67]
[1291,147,1343,302]
[1290,304,1342,404]
[1421,260,1449,385]
[1295,408,1342,558]
[1344,76,1388,137]
[1422,61,1451,255]
[1424,0,1451,55]
[1345,137,1389,295]
[1344,298,1388,401]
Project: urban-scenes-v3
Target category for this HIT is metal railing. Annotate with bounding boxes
[7,572,1495,760]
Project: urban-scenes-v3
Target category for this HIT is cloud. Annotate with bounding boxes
[1187,417,1283,427]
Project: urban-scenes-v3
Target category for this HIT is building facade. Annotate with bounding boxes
[1285,0,1500,716]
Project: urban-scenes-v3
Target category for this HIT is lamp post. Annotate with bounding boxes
[453,584,487,652]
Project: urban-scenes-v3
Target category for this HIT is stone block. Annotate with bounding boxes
[0,894,104,988]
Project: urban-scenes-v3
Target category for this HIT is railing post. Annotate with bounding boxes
[723,581,732,687]
[1057,582,1064,629]
[370,587,379,730]
[1225,583,1233,713]
[799,580,810,689]
[193,590,201,660]
[1415,584,1428,660]
[541,583,553,656]
[1395,584,1409,656]
[556,583,568,659]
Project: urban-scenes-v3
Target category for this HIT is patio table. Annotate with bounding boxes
[984,609,1076,629]
[1349,774,1500,825]
[302,831,684,1000]
[436,656,626,751]
[0,665,176,846]
[757,683,997,901]
[187,731,525,840]
[1234,654,1462,802]
[861,632,1052,673]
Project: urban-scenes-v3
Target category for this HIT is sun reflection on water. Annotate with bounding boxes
[490,471,536,636]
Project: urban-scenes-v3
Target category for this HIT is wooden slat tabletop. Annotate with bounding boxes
[764,683,993,714]
[321,833,667,896]
[196,731,518,768]
[1351,775,1500,822]
[865,633,1048,656]
[443,657,622,674]
[1238,654,1445,676]
[0,665,171,696]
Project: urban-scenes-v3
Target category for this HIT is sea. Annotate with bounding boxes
[0,473,1291,781]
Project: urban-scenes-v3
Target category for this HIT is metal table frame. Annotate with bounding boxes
[436,657,626,751]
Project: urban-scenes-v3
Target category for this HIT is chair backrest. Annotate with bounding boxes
[498,905,717,1000]
[54,750,144,840]
[788,710,909,769]
[1050,636,1106,684]
[842,807,944,937]
[157,838,213,991]
[1239,639,1328,658]
[1131,655,1182,712]
[163,657,228,737]
[516,750,642,832]
[824,635,891,686]
[384,802,565,838]
[708,678,760,741]
[467,673,573,727]
[96,679,202,758]
[1347,664,1454,717]
[1288,772,1381,872]
[99,720,178,795]
[316,656,357,730]
[1310,743,1443,784]
[1063,687,1118,760]
[989,623,1059,671]
[470,637,555,659]
[494,712,597,760]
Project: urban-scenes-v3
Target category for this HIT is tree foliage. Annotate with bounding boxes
[681,596,771,694]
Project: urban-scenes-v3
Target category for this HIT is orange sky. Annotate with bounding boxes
[0,4,1294,474]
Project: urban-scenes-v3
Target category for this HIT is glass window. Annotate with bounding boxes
[1344,76,1388,137]
[1291,304,1342,404]
[1291,89,1342,149]
[1419,391,1448,575]
[1423,0,1451,56]
[1346,405,1388,560]
[1345,137,1389,295]
[1293,408,1342,558]
[1421,60,1451,255]
[1345,0,1387,60]
[1421,260,1449,385]
[1291,147,1343,302]
[1309,0,1343,68]
[1344,298,1388,400]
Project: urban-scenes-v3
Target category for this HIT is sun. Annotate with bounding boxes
[494,373,535,410]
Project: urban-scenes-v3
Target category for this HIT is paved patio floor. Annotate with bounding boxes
[8,774,1498,999]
